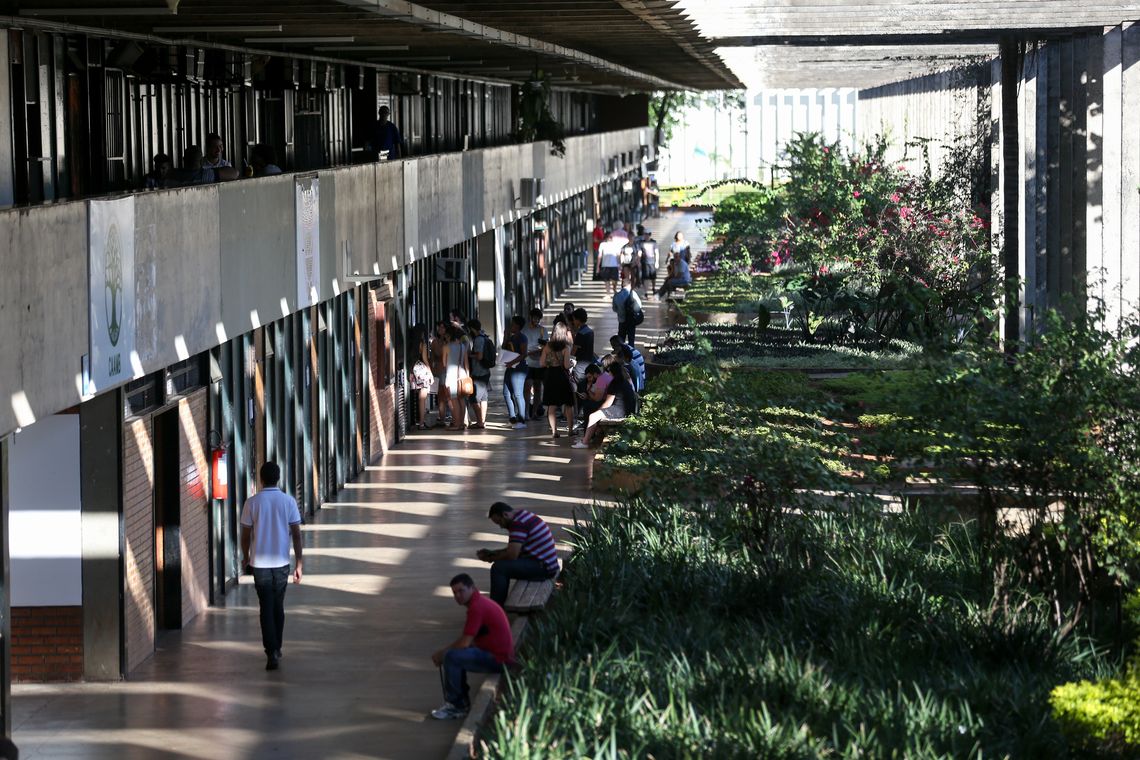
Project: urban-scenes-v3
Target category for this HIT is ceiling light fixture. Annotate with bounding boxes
[244,36,356,44]
[315,45,410,52]
[22,7,175,16]
[155,24,283,33]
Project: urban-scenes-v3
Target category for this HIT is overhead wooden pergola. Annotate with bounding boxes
[4,0,1139,91]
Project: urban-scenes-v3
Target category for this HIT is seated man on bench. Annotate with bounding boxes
[477,502,560,606]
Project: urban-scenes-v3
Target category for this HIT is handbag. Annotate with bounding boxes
[458,371,474,397]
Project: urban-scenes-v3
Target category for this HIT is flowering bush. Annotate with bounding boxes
[708,132,996,345]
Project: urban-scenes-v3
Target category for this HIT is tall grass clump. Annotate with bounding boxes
[482,502,1114,758]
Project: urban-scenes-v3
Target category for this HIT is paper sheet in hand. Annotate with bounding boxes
[499,349,521,366]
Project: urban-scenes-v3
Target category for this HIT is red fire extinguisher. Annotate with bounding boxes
[211,447,229,501]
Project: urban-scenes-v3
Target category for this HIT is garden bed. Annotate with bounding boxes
[651,322,921,371]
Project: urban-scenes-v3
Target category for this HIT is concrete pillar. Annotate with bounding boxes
[1103,25,1124,326]
[1086,30,1106,307]
[1019,45,1040,336]
[0,435,10,734]
[476,230,497,343]
[79,391,124,680]
[0,30,13,207]
[1120,22,1140,313]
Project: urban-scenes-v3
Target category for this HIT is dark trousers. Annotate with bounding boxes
[490,557,556,605]
[442,647,502,709]
[657,277,691,298]
[252,565,289,656]
[618,320,636,347]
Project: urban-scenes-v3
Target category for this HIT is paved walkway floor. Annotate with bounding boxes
[10,211,707,760]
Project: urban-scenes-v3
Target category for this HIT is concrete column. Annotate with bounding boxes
[0,435,10,734]
[1019,45,1040,337]
[0,30,13,207]
[475,230,497,342]
[1086,30,1106,307]
[1120,22,1140,313]
[79,391,124,680]
[1071,37,1090,302]
[1103,25,1124,326]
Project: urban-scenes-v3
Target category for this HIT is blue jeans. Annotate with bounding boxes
[252,565,289,656]
[442,647,502,709]
[503,368,528,420]
[657,277,691,298]
[490,557,556,605]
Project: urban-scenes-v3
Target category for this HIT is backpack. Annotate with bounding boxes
[619,244,635,266]
[478,333,496,370]
[624,294,645,326]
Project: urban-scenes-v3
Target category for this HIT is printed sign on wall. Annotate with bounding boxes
[89,196,136,392]
[296,175,320,308]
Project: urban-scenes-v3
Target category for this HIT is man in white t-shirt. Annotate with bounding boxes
[241,461,303,671]
[597,235,624,296]
[521,307,548,419]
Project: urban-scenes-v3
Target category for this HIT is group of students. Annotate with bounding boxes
[143,132,283,190]
[594,221,694,300]
[408,305,643,448]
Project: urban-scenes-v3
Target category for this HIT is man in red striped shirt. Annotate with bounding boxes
[477,501,561,605]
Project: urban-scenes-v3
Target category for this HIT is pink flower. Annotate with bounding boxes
[852,191,861,198]
[822,147,830,154]
[899,207,914,220]
[890,193,901,203]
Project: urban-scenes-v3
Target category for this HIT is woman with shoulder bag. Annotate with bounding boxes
[430,320,450,426]
[541,322,576,439]
[444,324,472,431]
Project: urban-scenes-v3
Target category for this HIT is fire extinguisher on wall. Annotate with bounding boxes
[211,446,229,501]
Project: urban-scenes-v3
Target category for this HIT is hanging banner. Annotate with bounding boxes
[296,175,320,308]
[88,196,136,393]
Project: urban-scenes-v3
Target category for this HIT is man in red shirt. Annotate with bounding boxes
[430,573,514,719]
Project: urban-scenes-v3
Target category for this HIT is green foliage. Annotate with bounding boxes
[483,503,1114,758]
[881,303,1140,636]
[698,131,997,346]
[515,72,565,157]
[1051,591,1140,757]
[653,323,922,370]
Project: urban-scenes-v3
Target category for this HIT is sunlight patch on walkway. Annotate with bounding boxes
[344,481,464,495]
[303,523,431,539]
[296,573,390,595]
[529,454,572,463]
[364,464,479,476]
[450,557,485,569]
[516,471,563,482]
[385,449,494,461]
[304,546,412,565]
[468,531,507,544]
[326,501,449,517]
[501,489,616,507]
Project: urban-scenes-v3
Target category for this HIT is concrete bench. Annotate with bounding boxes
[504,578,555,613]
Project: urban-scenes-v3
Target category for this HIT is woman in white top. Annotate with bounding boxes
[443,324,471,431]
[669,231,692,267]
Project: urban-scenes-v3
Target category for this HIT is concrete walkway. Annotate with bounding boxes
[10,211,707,760]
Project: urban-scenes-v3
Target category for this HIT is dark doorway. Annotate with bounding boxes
[153,408,181,630]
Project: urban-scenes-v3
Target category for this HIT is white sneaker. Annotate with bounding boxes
[571,440,589,449]
[513,422,527,430]
[430,702,468,720]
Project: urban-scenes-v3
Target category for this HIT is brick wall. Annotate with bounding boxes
[123,416,155,673]
[11,606,83,681]
[178,390,210,626]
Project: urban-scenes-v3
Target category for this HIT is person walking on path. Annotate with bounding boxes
[541,321,576,439]
[477,502,560,605]
[240,461,303,671]
[502,316,530,429]
[430,573,514,720]
[612,266,643,347]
